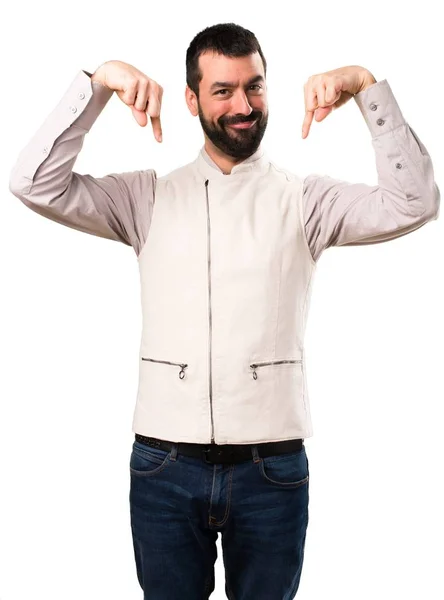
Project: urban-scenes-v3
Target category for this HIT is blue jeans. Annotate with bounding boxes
[129,439,309,599]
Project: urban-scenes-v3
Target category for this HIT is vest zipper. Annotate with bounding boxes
[141,357,188,380]
[250,359,303,380]
[204,179,215,443]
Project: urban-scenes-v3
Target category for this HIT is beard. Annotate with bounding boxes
[197,102,268,160]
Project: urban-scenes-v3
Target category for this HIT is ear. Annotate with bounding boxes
[185,85,199,117]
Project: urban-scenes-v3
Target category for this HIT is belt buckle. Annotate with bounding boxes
[203,445,233,465]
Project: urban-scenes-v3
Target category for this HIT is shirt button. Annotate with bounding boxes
[395,163,402,169]
[69,106,77,113]
[377,118,385,126]
[78,92,85,100]
[370,103,377,111]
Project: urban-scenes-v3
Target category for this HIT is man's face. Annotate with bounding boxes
[193,51,268,160]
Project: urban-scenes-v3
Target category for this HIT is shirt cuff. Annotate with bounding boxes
[353,79,406,138]
[69,70,114,131]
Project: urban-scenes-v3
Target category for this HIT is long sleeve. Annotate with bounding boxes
[302,79,440,264]
[8,69,156,256]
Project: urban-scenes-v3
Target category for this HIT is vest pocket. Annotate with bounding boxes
[141,357,188,379]
[249,359,302,380]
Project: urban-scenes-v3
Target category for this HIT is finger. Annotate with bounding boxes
[134,80,149,112]
[325,83,337,105]
[150,115,162,142]
[302,110,314,139]
[314,106,333,123]
[131,105,148,127]
[302,84,317,138]
[316,82,326,114]
[146,92,163,142]
[122,80,138,107]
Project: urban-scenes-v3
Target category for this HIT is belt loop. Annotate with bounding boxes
[251,444,261,463]
[170,443,178,461]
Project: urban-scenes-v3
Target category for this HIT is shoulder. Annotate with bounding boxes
[268,159,304,186]
[156,161,196,184]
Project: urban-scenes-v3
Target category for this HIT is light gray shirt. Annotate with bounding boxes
[9,70,440,262]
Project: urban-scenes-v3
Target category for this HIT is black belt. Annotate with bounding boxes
[135,433,304,464]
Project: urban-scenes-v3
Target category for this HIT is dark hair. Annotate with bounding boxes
[186,23,267,99]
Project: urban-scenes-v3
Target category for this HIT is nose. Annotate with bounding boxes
[230,90,254,117]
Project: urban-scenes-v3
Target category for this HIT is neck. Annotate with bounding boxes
[203,140,249,175]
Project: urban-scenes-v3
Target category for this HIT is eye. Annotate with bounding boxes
[214,85,262,96]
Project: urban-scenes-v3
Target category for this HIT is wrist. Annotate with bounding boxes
[357,71,377,94]
[91,63,108,86]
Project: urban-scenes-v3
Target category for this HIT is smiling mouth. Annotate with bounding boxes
[227,119,257,129]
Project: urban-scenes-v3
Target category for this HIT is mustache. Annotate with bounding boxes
[222,113,261,126]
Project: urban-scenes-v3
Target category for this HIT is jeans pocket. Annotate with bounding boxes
[258,446,309,488]
[129,441,171,477]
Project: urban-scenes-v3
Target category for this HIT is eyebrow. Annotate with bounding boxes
[209,74,265,92]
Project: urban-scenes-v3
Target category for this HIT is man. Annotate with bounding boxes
[9,21,439,600]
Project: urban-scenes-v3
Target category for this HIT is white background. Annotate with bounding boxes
[1,1,443,598]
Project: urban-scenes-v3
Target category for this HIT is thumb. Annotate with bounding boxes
[131,105,148,127]
[314,106,333,122]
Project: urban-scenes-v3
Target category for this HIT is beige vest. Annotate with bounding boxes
[132,146,316,444]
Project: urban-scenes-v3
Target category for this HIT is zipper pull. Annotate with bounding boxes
[250,365,258,380]
[179,364,187,379]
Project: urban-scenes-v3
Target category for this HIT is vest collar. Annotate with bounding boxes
[194,144,270,180]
